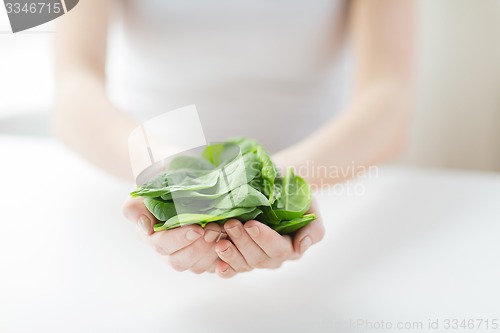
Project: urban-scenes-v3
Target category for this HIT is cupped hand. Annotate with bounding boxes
[214,200,325,278]
[122,197,223,274]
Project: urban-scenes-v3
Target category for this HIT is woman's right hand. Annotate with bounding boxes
[122,197,223,274]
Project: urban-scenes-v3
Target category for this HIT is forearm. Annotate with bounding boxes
[274,80,414,186]
[52,69,138,181]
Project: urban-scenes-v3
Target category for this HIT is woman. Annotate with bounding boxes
[53,0,415,278]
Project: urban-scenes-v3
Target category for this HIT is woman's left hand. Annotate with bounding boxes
[214,201,324,278]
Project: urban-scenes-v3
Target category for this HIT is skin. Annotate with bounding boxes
[55,0,415,277]
[213,200,324,278]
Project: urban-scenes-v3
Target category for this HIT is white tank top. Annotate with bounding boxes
[107,0,352,153]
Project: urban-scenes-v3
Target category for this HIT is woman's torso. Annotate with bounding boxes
[108,0,352,153]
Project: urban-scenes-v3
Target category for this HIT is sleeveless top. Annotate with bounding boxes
[107,0,352,153]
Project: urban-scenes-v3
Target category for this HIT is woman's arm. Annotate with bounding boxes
[274,0,416,186]
[53,0,137,180]
[54,0,223,274]
[218,0,416,277]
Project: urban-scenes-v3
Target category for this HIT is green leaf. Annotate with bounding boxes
[132,165,220,198]
[154,207,255,231]
[234,208,263,222]
[213,184,270,210]
[255,145,278,204]
[202,142,240,167]
[258,206,281,225]
[144,197,177,222]
[227,137,259,155]
[132,138,315,236]
[209,151,261,194]
[271,214,316,234]
[168,156,214,171]
[272,168,311,220]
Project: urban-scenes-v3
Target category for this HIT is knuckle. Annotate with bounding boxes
[122,198,142,220]
[234,265,249,273]
[266,261,283,269]
[219,271,235,279]
[252,257,269,269]
[183,248,199,262]
[240,266,253,273]
[272,262,284,269]
[169,257,189,272]
[272,250,289,261]
[315,221,326,241]
[226,249,238,261]
[190,267,206,275]
[318,229,326,241]
[183,251,203,267]
[152,243,168,256]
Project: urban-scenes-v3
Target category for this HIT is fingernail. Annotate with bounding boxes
[138,216,151,235]
[245,226,259,238]
[226,225,242,238]
[217,246,232,257]
[204,230,220,243]
[186,229,203,241]
[299,236,312,254]
[216,231,228,242]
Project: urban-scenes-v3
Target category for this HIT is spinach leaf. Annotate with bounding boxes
[154,207,255,231]
[271,214,316,234]
[258,206,281,225]
[169,156,214,171]
[227,137,258,155]
[210,151,260,194]
[132,159,224,198]
[213,184,270,210]
[234,208,263,222]
[256,145,278,204]
[202,142,240,167]
[144,197,177,222]
[132,137,316,235]
[272,168,311,220]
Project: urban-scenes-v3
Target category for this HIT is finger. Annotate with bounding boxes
[293,215,325,255]
[142,225,204,255]
[224,219,269,267]
[243,220,297,260]
[215,260,237,279]
[207,263,216,274]
[190,252,218,274]
[122,197,157,235]
[187,223,222,273]
[215,239,251,272]
[168,237,212,271]
[202,223,223,243]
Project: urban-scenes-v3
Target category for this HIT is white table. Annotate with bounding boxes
[1,136,499,333]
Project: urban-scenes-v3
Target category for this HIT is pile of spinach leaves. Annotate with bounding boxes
[131,137,316,234]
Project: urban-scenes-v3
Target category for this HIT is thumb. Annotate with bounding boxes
[292,199,325,254]
[122,197,157,235]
